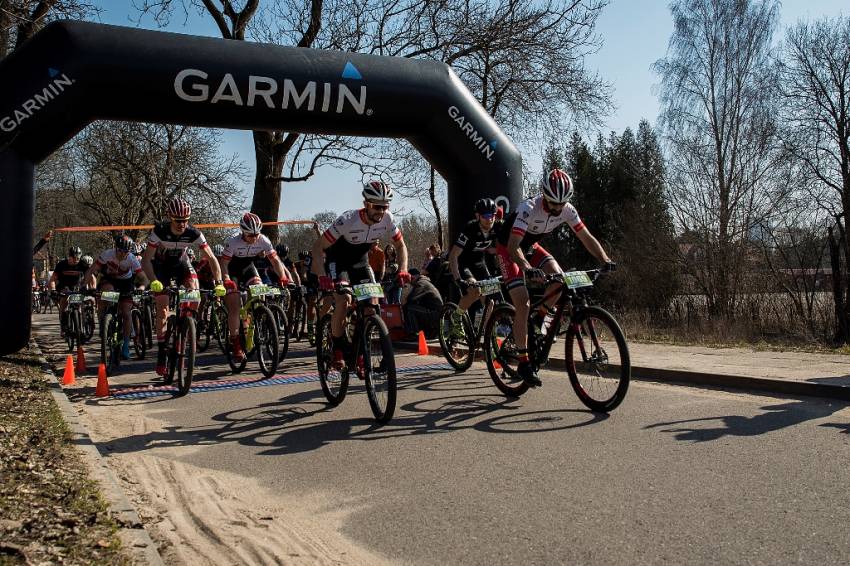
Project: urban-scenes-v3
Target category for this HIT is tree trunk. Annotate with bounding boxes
[251,131,284,244]
[828,223,848,344]
[429,167,443,249]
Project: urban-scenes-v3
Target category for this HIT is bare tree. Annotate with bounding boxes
[654,0,780,318]
[777,16,850,342]
[0,0,99,60]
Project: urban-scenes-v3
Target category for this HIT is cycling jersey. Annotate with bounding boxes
[222,234,277,284]
[52,259,86,290]
[95,249,143,280]
[323,209,402,266]
[453,219,503,270]
[497,195,585,251]
[193,258,215,289]
[146,221,208,266]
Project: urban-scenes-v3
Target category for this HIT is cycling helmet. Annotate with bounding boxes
[240,212,262,235]
[185,248,196,261]
[135,242,147,255]
[80,255,94,267]
[474,198,498,215]
[275,243,289,258]
[212,243,225,256]
[68,245,82,258]
[167,197,192,218]
[297,250,310,261]
[362,180,393,204]
[540,169,573,204]
[114,235,134,253]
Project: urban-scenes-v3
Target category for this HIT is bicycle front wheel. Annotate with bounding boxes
[363,314,397,423]
[483,303,529,397]
[175,316,196,396]
[565,306,630,413]
[267,303,290,364]
[131,309,146,360]
[196,300,212,352]
[254,306,279,379]
[317,314,348,405]
[65,311,77,352]
[437,303,475,372]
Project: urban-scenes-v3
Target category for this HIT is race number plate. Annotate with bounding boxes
[268,287,281,296]
[353,282,384,301]
[68,293,84,304]
[179,289,201,303]
[477,278,502,296]
[249,284,271,298]
[100,291,120,303]
[561,271,593,289]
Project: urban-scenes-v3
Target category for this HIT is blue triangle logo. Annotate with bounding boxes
[48,67,60,78]
[490,140,498,149]
[342,61,362,80]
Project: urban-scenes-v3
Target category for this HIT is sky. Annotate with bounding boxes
[94,0,847,222]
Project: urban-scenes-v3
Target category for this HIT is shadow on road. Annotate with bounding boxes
[645,399,848,442]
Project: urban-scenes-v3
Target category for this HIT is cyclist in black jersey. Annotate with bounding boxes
[311,181,410,367]
[48,245,86,337]
[141,198,226,376]
[447,198,502,335]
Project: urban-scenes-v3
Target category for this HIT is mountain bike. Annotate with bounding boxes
[223,283,279,379]
[129,291,148,360]
[99,290,127,376]
[483,269,630,412]
[60,289,88,352]
[161,286,200,396]
[266,285,290,364]
[288,285,308,341]
[437,276,503,371]
[196,290,228,354]
[134,290,154,349]
[315,282,397,423]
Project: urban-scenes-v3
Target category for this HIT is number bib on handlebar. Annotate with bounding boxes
[248,284,271,299]
[179,289,201,304]
[352,283,384,301]
[562,271,593,289]
[100,291,120,304]
[477,278,502,296]
[268,287,281,297]
[68,293,84,305]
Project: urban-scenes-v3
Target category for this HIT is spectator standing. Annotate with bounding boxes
[383,244,402,304]
[368,240,386,282]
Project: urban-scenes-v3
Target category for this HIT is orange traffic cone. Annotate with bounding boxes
[417,331,429,356]
[95,363,110,397]
[61,354,76,385]
[75,345,87,373]
[493,338,503,370]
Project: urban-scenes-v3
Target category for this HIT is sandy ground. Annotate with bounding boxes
[76,403,390,566]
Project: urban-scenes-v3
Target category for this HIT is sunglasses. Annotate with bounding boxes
[480,213,496,220]
[171,217,190,224]
[367,202,389,212]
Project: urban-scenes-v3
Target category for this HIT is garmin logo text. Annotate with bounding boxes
[0,71,75,133]
[448,105,494,161]
[174,69,370,115]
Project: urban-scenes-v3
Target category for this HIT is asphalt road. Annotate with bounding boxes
[32,313,850,565]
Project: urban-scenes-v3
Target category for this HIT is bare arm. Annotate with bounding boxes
[141,246,157,282]
[576,230,611,264]
[448,245,464,281]
[392,238,408,272]
[48,271,58,290]
[507,232,532,271]
[200,245,222,281]
[311,236,331,277]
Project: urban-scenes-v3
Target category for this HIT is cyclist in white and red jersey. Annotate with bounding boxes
[85,236,150,359]
[311,181,410,368]
[142,198,226,376]
[220,212,293,362]
[496,168,614,387]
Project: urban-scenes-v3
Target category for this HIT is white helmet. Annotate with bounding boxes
[540,169,573,204]
[239,212,262,235]
[362,180,393,204]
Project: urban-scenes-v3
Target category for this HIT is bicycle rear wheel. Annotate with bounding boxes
[131,309,146,360]
[65,311,76,352]
[196,300,212,352]
[175,316,196,396]
[143,303,154,348]
[437,303,475,372]
[565,306,630,412]
[163,315,178,385]
[254,306,279,379]
[483,303,529,397]
[363,314,397,423]
[224,318,248,374]
[317,314,348,405]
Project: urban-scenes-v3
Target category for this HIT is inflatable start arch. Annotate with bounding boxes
[0,21,522,353]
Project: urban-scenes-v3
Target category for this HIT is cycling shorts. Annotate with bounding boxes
[495,242,556,290]
[98,276,136,298]
[305,273,319,298]
[326,259,376,287]
[152,261,197,290]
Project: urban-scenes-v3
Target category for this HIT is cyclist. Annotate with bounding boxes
[447,198,503,336]
[297,250,322,341]
[311,181,410,368]
[220,213,292,362]
[496,168,614,387]
[47,245,87,337]
[142,198,226,376]
[85,236,150,359]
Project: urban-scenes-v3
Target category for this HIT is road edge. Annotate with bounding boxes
[396,341,850,402]
[29,339,166,566]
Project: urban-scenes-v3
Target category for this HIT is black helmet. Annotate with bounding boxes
[114,235,134,253]
[68,246,82,258]
[298,250,310,260]
[275,243,289,258]
[474,198,498,215]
